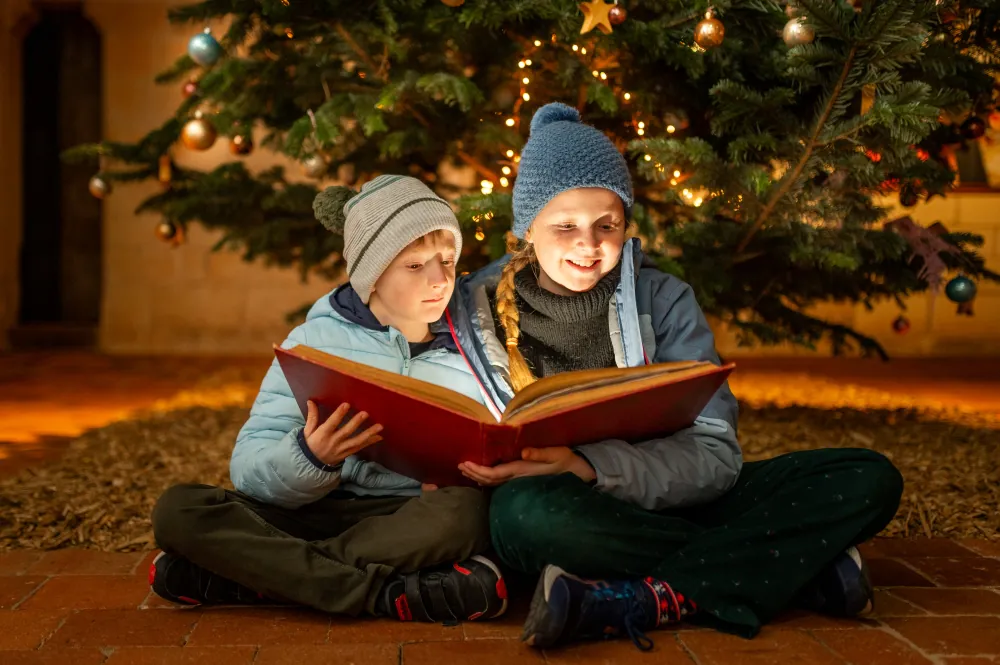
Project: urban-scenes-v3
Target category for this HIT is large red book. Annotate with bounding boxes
[275,344,735,487]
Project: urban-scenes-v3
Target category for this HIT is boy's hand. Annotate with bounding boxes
[304,400,384,467]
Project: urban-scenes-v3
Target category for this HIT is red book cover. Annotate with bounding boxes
[275,345,733,487]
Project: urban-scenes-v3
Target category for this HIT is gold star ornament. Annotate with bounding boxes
[579,0,616,35]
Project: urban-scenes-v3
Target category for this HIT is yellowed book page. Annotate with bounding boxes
[286,345,494,422]
[501,360,711,424]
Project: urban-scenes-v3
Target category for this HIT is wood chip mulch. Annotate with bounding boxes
[1,401,997,551]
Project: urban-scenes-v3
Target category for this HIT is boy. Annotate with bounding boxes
[150,175,507,624]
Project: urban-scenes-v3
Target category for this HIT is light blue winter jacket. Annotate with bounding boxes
[446,237,743,511]
[229,285,487,509]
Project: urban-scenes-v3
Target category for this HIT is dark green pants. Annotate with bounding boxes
[489,448,903,637]
[152,484,490,615]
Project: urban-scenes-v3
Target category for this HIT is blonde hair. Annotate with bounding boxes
[495,232,538,393]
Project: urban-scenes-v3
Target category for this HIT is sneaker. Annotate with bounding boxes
[796,546,874,617]
[149,551,268,606]
[379,555,507,623]
[521,565,696,651]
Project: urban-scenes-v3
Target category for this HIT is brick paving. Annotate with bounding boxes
[0,539,995,663]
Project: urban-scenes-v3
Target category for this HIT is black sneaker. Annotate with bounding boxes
[521,565,696,651]
[796,546,874,617]
[379,555,508,623]
[149,551,269,606]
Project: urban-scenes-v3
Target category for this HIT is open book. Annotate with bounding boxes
[275,344,734,487]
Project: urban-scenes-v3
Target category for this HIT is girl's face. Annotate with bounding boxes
[525,187,627,296]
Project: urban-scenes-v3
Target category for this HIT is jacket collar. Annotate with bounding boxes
[329,284,456,352]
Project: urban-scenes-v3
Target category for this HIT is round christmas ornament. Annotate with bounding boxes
[182,79,199,98]
[783,17,814,46]
[892,315,911,334]
[609,2,627,25]
[302,154,327,178]
[187,28,222,67]
[88,174,110,199]
[945,275,976,303]
[155,220,179,242]
[440,0,465,6]
[694,11,725,49]
[230,133,253,155]
[899,186,920,207]
[181,111,217,151]
[961,116,986,140]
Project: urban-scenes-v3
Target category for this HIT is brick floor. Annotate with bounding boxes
[0,538,997,663]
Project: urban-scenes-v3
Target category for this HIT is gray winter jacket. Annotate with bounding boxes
[446,238,742,511]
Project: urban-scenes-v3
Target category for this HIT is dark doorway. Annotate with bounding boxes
[16,3,102,347]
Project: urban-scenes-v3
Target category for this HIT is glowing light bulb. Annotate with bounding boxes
[673,170,681,178]
[667,125,676,134]
[502,166,511,175]
[506,150,514,158]
[523,93,530,101]
[505,118,515,127]
[644,155,652,161]
[500,177,509,187]
[623,92,631,101]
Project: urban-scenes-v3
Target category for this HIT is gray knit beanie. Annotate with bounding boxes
[313,175,463,304]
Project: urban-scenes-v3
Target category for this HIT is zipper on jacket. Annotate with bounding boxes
[395,332,411,375]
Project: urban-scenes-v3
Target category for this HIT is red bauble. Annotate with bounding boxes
[182,80,199,98]
[961,116,986,140]
[865,149,881,163]
[892,315,911,335]
[609,4,627,25]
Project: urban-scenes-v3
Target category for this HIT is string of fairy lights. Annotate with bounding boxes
[477,29,708,217]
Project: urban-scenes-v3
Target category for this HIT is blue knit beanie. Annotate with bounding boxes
[511,103,634,239]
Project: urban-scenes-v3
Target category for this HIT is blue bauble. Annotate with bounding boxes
[188,30,222,67]
[945,275,977,303]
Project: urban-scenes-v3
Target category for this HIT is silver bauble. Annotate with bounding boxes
[302,154,327,178]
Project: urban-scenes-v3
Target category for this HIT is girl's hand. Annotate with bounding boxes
[304,400,383,467]
[458,447,596,487]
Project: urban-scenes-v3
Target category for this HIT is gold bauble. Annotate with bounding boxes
[694,17,725,49]
[180,116,217,151]
[88,174,110,199]
[155,220,178,242]
[782,17,814,46]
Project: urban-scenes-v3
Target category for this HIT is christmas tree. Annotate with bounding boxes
[69,0,1000,358]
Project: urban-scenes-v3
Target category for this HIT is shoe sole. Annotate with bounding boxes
[522,565,570,648]
[470,554,509,619]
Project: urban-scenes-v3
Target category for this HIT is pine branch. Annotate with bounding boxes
[333,20,497,182]
[736,45,860,254]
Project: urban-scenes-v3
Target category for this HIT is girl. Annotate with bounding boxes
[446,103,903,649]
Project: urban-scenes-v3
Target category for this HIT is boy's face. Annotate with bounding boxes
[369,232,457,325]
[526,187,626,296]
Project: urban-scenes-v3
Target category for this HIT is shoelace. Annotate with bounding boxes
[588,585,655,651]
